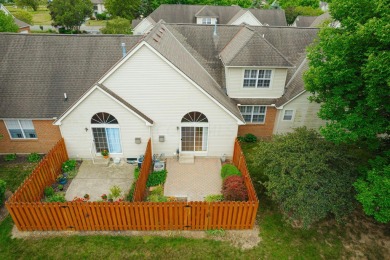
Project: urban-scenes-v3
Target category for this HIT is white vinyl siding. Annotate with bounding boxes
[225,67,287,98]
[60,88,150,159]
[4,119,37,139]
[274,92,326,134]
[230,11,261,26]
[239,106,266,123]
[103,45,238,157]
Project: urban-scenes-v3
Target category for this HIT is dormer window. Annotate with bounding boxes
[243,69,272,88]
[202,17,212,24]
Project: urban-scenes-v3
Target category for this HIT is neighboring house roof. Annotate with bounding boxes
[137,4,286,26]
[0,34,142,118]
[91,0,104,4]
[293,16,318,27]
[220,26,293,67]
[310,12,331,27]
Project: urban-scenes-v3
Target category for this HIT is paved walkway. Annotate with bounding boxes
[164,158,222,201]
[65,160,134,201]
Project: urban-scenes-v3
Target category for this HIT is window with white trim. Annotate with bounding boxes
[202,17,212,24]
[243,69,272,88]
[239,106,267,123]
[283,110,294,121]
[4,119,37,139]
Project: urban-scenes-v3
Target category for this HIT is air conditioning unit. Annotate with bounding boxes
[154,161,165,172]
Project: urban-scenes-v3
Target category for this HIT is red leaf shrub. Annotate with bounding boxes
[222,175,248,201]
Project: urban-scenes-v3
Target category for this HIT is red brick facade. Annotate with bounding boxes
[0,120,62,154]
[238,106,276,138]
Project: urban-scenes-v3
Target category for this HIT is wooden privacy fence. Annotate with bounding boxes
[9,138,68,203]
[6,201,258,231]
[7,138,259,231]
[132,138,152,202]
[233,139,258,201]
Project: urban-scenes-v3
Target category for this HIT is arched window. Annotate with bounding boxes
[91,112,118,124]
[90,112,121,154]
[181,112,208,152]
[181,111,208,123]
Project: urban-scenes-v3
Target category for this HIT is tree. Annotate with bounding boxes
[284,5,322,24]
[48,0,93,31]
[252,128,360,227]
[13,10,33,25]
[15,0,40,11]
[100,17,132,34]
[305,0,390,147]
[354,154,390,223]
[104,0,141,20]
[278,0,319,9]
[0,11,19,32]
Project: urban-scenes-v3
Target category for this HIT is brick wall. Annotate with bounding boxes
[238,107,276,138]
[0,120,62,154]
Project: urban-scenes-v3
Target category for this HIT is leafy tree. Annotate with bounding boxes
[100,17,132,34]
[278,0,319,9]
[13,10,33,25]
[48,0,93,31]
[253,128,360,227]
[305,0,390,147]
[0,11,19,32]
[354,154,390,223]
[14,0,40,11]
[104,0,141,20]
[285,5,322,24]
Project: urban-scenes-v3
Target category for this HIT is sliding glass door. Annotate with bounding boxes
[181,126,208,152]
[92,127,122,154]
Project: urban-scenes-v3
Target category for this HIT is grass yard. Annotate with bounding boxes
[0,156,37,192]
[85,20,107,26]
[6,5,52,25]
[0,143,388,259]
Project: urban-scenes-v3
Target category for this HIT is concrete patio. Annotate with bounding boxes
[164,158,222,201]
[65,160,134,201]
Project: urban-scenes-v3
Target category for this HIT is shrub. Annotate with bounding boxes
[44,186,55,197]
[222,176,248,201]
[109,185,122,199]
[146,170,167,187]
[134,167,140,180]
[204,194,224,202]
[45,194,66,203]
[126,182,136,201]
[4,153,16,161]
[150,185,164,196]
[221,164,241,180]
[27,152,41,163]
[147,194,168,202]
[62,159,76,172]
[243,133,257,143]
[96,12,108,20]
[0,179,6,205]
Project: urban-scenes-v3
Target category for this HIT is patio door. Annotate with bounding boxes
[92,127,122,154]
[181,126,208,152]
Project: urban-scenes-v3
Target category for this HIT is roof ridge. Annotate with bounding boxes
[219,26,254,63]
[254,32,294,67]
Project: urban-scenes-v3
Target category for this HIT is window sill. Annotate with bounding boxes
[10,139,38,142]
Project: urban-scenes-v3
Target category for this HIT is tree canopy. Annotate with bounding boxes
[100,17,132,34]
[252,128,360,227]
[104,0,141,20]
[0,11,19,32]
[15,0,40,11]
[48,0,93,31]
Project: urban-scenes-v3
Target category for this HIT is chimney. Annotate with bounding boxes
[121,43,126,58]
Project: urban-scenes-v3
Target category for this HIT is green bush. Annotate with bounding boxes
[44,186,54,197]
[126,182,136,201]
[204,194,224,202]
[0,179,6,205]
[4,153,16,161]
[146,170,167,187]
[96,12,108,20]
[109,185,122,199]
[134,167,140,180]
[45,194,66,203]
[221,164,241,179]
[147,194,168,202]
[243,133,257,143]
[27,152,41,163]
[62,159,76,172]
[150,185,163,196]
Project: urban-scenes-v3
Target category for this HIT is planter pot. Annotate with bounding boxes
[62,172,69,178]
[108,199,113,202]
[103,155,109,159]
[58,178,68,185]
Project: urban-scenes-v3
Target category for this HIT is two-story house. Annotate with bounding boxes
[0,22,324,159]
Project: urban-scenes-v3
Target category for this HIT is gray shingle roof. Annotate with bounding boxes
[139,4,286,26]
[293,16,318,27]
[13,17,30,28]
[310,12,331,27]
[220,26,293,67]
[144,23,244,122]
[0,33,142,118]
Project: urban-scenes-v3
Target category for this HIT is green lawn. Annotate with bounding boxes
[6,5,52,25]
[0,158,36,192]
[0,143,386,259]
[85,20,107,26]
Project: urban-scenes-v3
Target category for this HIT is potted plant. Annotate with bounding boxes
[101,193,107,201]
[57,174,68,185]
[107,194,113,202]
[101,149,109,159]
[84,194,90,200]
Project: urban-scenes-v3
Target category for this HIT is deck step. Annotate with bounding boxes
[179,154,194,164]
[93,158,110,166]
